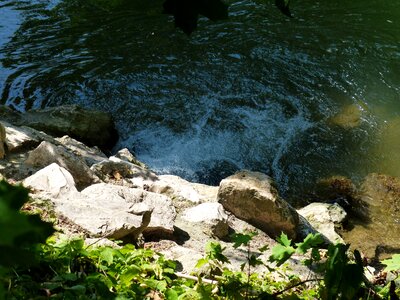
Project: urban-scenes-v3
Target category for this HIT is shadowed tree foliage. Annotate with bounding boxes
[163,0,291,34]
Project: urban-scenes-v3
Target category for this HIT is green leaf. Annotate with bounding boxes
[382,254,400,272]
[205,241,228,264]
[249,254,263,267]
[269,244,295,266]
[100,247,114,265]
[119,266,140,286]
[276,232,292,247]
[295,233,324,254]
[231,232,256,248]
[195,258,209,269]
[165,288,179,300]
[66,284,86,294]
[145,279,167,292]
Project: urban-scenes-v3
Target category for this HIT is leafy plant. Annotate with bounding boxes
[0,180,54,298]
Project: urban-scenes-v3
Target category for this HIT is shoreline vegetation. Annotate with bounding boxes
[0,104,399,298]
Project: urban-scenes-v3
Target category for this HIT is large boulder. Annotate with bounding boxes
[25,141,99,189]
[17,105,117,151]
[218,171,299,240]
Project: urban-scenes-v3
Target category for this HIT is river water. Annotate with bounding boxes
[1,0,399,250]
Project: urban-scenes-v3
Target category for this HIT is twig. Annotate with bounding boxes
[272,278,322,297]
[174,272,217,285]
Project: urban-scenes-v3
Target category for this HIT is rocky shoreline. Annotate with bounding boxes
[0,104,399,278]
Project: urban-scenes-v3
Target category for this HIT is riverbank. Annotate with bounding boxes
[0,104,399,274]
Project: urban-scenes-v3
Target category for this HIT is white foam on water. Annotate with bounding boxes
[117,94,312,185]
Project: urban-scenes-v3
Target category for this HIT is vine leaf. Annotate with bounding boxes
[382,254,400,272]
[269,233,295,266]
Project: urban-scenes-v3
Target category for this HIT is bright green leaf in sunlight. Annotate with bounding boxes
[276,232,292,247]
[100,247,114,265]
[295,233,324,254]
[382,254,400,272]
[269,244,295,266]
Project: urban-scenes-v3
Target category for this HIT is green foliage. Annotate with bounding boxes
[0,180,55,267]
[322,245,364,300]
[0,180,54,267]
[382,254,400,272]
[0,181,398,299]
[269,233,295,266]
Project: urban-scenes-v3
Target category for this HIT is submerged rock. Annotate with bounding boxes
[218,170,299,240]
[340,173,400,259]
[329,104,363,129]
[359,173,400,215]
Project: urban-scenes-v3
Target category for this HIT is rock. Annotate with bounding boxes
[112,148,147,168]
[329,104,363,129]
[0,122,6,159]
[150,175,218,206]
[340,173,400,259]
[3,123,44,153]
[91,159,158,188]
[218,170,299,240]
[0,105,21,124]
[160,244,203,273]
[19,105,118,151]
[23,163,77,199]
[315,176,356,203]
[54,183,176,239]
[181,203,229,239]
[298,203,346,243]
[55,136,107,166]
[25,141,99,189]
[359,173,400,215]
[372,117,400,178]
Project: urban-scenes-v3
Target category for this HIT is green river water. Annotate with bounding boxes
[0,0,399,256]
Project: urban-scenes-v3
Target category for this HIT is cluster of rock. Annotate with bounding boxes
[1,104,393,275]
